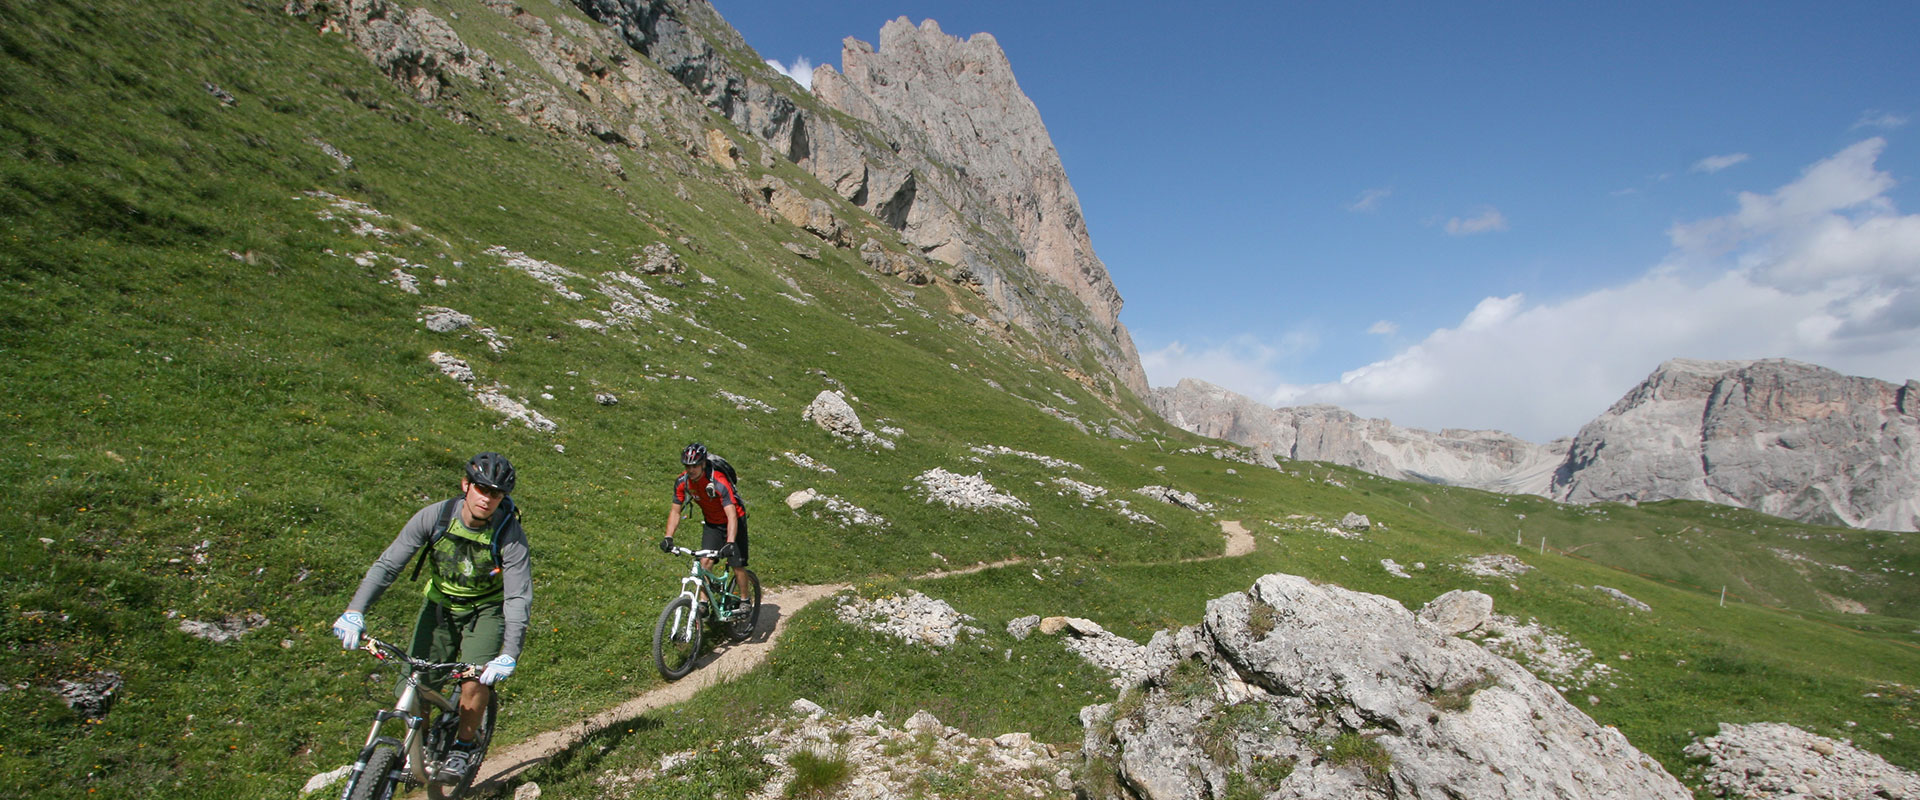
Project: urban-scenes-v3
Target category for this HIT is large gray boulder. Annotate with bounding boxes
[1080,574,1688,800]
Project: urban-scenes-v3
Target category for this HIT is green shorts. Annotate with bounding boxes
[410,597,505,666]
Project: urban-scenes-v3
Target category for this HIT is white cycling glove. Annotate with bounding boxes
[479,654,516,685]
[332,611,364,650]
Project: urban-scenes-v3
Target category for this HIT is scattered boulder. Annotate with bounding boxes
[1685,722,1920,799]
[1458,553,1533,579]
[429,351,475,383]
[301,765,353,796]
[1592,585,1651,612]
[834,590,982,649]
[1418,590,1493,635]
[1134,486,1213,513]
[785,488,818,510]
[476,385,558,433]
[1007,615,1041,641]
[54,671,123,721]
[632,242,683,275]
[1036,616,1148,689]
[1341,512,1372,531]
[803,390,867,439]
[1079,574,1689,800]
[914,468,1026,511]
[178,612,269,644]
[419,305,473,333]
[594,392,619,406]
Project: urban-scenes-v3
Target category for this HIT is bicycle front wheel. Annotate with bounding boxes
[727,569,761,643]
[348,743,401,800]
[653,595,702,680]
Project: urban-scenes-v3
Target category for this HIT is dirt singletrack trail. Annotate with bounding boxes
[463,520,1256,794]
[468,582,843,792]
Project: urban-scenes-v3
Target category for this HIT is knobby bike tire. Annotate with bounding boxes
[653,595,702,680]
[425,686,498,800]
[347,743,401,800]
[727,569,762,643]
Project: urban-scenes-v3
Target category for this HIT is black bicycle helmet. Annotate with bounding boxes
[680,442,708,467]
[465,451,516,494]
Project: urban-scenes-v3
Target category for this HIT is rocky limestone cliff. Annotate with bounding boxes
[566,2,1149,397]
[1078,574,1689,800]
[1149,378,1568,494]
[1550,358,1920,531]
[811,18,1146,396]
[1150,360,1920,531]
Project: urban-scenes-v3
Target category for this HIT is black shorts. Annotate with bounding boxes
[699,518,749,568]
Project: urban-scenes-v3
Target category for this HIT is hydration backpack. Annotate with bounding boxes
[706,453,738,490]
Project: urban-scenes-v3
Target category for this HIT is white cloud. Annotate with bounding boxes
[1445,207,1508,236]
[1366,320,1398,336]
[1347,187,1392,212]
[1262,139,1920,442]
[1140,332,1316,400]
[1852,110,1909,130]
[1691,153,1749,173]
[766,56,815,91]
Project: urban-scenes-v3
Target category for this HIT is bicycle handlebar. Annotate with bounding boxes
[665,545,725,559]
[358,635,482,679]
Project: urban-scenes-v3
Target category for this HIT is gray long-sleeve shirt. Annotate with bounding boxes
[348,498,532,660]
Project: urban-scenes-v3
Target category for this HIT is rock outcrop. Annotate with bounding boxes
[1685,721,1920,799]
[1151,359,1920,531]
[1079,574,1689,800]
[1549,358,1920,531]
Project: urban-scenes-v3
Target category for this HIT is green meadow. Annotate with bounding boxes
[1,1,1913,798]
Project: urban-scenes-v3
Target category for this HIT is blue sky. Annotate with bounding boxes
[715,1,1920,442]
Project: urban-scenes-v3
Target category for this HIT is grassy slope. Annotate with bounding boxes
[0,1,1913,798]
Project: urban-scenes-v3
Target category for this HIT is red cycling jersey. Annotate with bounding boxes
[672,471,746,525]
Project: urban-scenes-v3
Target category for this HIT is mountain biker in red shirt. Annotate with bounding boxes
[658,442,748,591]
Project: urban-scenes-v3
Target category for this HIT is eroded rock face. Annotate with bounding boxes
[1550,358,1920,531]
[1149,379,1570,495]
[564,2,1148,399]
[1079,574,1688,800]
[1152,358,1920,531]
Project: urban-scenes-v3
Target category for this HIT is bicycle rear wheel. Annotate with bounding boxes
[425,686,497,800]
[726,569,761,642]
[653,595,702,680]
[347,743,401,800]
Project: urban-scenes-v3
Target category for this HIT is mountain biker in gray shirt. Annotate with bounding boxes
[332,452,532,784]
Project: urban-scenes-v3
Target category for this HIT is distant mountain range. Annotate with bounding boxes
[1151,358,1920,531]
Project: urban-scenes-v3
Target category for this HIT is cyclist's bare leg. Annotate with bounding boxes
[698,556,723,605]
[456,679,489,742]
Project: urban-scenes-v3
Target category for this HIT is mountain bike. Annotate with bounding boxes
[653,546,761,680]
[338,635,496,800]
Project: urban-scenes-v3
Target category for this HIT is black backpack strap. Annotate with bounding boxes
[409,498,459,582]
